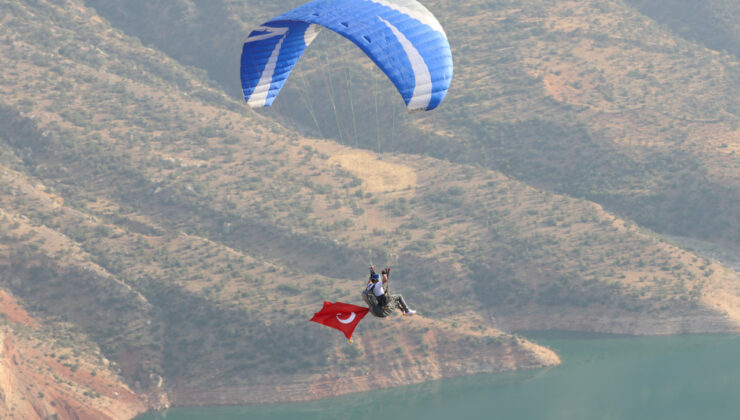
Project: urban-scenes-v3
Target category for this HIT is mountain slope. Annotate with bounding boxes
[1,0,560,413]
[625,0,740,61]
[414,0,740,250]
[82,0,740,250]
[1,0,739,415]
[0,289,149,419]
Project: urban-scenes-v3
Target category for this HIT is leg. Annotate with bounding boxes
[389,294,410,313]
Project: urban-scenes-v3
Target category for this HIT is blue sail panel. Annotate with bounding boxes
[240,0,453,111]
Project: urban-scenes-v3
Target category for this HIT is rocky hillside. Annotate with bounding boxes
[0,290,148,419]
[84,0,740,250]
[626,0,740,61]
[1,0,739,418]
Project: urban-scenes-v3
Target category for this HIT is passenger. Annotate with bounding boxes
[366,266,415,316]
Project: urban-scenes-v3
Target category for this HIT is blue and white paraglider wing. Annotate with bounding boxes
[240,0,453,112]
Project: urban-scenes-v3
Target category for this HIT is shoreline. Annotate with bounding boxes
[135,330,740,418]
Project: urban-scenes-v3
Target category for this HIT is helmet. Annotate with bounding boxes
[371,273,380,281]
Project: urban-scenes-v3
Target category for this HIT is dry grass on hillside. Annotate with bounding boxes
[0,0,739,411]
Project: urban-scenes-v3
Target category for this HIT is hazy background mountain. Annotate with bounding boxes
[1,0,738,418]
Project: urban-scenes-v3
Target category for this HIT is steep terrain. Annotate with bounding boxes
[1,0,739,417]
[0,290,148,419]
[0,0,561,415]
[420,0,740,250]
[83,0,740,250]
[626,0,740,61]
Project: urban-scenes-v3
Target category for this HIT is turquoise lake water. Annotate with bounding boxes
[137,333,740,420]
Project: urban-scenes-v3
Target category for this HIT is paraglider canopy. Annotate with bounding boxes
[241,0,453,112]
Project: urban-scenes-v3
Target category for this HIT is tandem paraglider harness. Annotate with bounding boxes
[362,268,394,318]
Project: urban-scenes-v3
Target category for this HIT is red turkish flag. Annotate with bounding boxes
[310,301,369,340]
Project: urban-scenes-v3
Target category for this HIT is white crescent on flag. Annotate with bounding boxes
[336,312,356,324]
